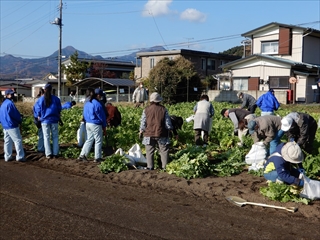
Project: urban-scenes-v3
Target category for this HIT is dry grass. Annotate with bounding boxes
[16,102,34,116]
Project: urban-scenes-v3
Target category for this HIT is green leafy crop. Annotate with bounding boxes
[260,182,309,204]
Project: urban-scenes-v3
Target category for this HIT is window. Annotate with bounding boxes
[261,41,278,54]
[233,78,248,90]
[207,59,216,70]
[150,58,155,69]
[201,58,206,70]
[269,76,289,88]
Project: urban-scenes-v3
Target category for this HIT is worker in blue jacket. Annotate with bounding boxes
[256,89,280,116]
[34,84,62,159]
[263,141,304,186]
[33,88,45,153]
[0,89,25,161]
[62,101,76,110]
[78,88,107,163]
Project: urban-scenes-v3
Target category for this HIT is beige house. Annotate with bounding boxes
[221,22,320,103]
[134,49,240,83]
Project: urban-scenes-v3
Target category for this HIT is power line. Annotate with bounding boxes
[0,0,33,19]
[149,10,167,49]
[1,1,50,31]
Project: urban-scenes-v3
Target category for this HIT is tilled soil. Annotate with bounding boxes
[0,142,319,239]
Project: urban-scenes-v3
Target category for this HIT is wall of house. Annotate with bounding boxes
[231,65,290,81]
[296,75,319,103]
[135,54,181,80]
[252,29,303,62]
[252,29,278,54]
[208,90,288,105]
[302,35,320,64]
[280,31,303,62]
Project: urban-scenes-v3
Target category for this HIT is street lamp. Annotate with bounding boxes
[51,0,63,98]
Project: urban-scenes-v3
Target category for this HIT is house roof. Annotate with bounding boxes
[136,49,240,60]
[220,54,320,70]
[242,22,320,37]
[73,77,135,88]
[62,58,135,67]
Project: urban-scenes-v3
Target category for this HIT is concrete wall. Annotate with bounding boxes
[207,90,288,104]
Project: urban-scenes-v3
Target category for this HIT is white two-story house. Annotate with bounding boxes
[221,22,320,103]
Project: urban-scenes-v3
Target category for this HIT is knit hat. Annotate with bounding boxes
[150,92,162,102]
[5,89,14,95]
[248,120,257,135]
[281,142,303,163]
[44,84,52,90]
[237,92,243,98]
[95,88,103,95]
[281,117,293,132]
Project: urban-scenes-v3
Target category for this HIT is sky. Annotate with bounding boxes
[1,0,320,59]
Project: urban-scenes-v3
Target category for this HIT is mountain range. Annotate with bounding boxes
[0,45,166,79]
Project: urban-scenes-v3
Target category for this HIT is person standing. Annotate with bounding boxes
[0,89,25,162]
[78,89,107,162]
[256,89,280,116]
[95,88,109,120]
[133,83,148,108]
[34,84,62,159]
[69,91,76,101]
[247,115,284,155]
[139,92,173,170]
[237,92,257,114]
[33,88,45,153]
[193,95,214,146]
[281,112,317,154]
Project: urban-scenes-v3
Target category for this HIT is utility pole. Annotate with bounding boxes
[51,0,63,97]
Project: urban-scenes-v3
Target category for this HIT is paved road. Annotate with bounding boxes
[1,162,319,240]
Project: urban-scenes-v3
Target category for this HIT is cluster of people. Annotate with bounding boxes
[77,88,122,162]
[220,90,318,187]
[1,85,317,189]
[0,85,123,163]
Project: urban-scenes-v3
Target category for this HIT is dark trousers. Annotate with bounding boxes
[194,129,208,145]
[135,101,145,108]
[248,104,257,114]
[303,119,318,154]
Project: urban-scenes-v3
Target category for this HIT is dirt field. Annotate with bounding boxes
[1,141,319,239]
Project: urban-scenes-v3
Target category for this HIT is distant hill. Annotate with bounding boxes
[0,46,166,79]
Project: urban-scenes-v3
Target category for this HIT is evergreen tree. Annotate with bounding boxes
[62,51,90,86]
[148,56,200,103]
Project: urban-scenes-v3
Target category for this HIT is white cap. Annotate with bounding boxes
[281,117,293,132]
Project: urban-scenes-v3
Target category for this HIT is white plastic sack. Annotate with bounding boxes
[77,122,87,147]
[248,160,265,171]
[128,143,147,165]
[115,148,136,167]
[245,142,267,164]
[300,175,320,200]
[186,115,195,123]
